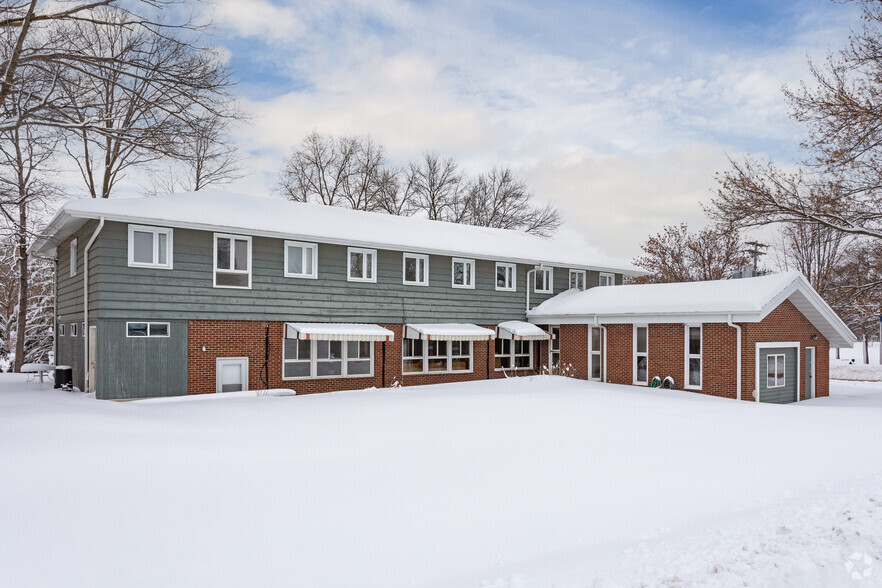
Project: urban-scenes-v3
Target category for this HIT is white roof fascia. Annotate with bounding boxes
[526,312,760,325]
[33,209,639,276]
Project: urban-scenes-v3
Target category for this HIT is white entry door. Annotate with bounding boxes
[216,357,248,393]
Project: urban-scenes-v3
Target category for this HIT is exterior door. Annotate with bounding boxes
[758,346,798,404]
[805,347,815,400]
[88,325,97,394]
[216,357,248,393]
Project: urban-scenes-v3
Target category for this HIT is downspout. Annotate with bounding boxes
[727,314,742,401]
[83,217,104,394]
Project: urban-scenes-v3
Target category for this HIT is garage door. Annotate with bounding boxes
[759,346,798,404]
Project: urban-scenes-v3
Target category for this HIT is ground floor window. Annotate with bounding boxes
[283,339,374,379]
[767,354,785,388]
[589,326,602,380]
[403,338,472,374]
[495,339,532,370]
[549,326,560,368]
[685,325,702,389]
[634,325,648,384]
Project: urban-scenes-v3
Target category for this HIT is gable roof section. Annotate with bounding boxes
[527,272,857,347]
[31,190,638,275]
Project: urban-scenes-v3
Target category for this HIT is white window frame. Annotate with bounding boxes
[69,238,77,277]
[283,240,318,279]
[589,326,603,381]
[127,224,173,269]
[684,324,702,390]
[282,338,375,380]
[599,272,615,287]
[633,324,648,385]
[402,253,429,286]
[451,258,475,289]
[569,269,586,291]
[213,233,252,289]
[402,338,473,375]
[549,325,560,368]
[70,322,78,337]
[347,247,377,283]
[216,357,248,393]
[534,267,553,294]
[494,338,532,371]
[125,321,171,338]
[58,323,65,337]
[766,354,786,389]
[495,262,516,292]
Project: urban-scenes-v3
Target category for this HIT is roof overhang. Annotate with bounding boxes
[527,277,857,348]
[29,207,641,276]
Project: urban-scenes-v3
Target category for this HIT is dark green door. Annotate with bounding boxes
[759,346,798,404]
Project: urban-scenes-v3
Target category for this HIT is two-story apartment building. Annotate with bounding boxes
[32,190,634,400]
[33,190,855,403]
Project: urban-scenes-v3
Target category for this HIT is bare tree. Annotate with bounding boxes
[632,224,750,284]
[462,167,561,237]
[278,131,360,206]
[773,223,850,299]
[146,111,244,195]
[710,0,882,243]
[57,6,233,198]
[405,152,462,221]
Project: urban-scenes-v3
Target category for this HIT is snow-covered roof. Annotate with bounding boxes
[405,324,495,341]
[31,190,638,274]
[496,321,551,341]
[285,323,395,342]
[527,272,856,348]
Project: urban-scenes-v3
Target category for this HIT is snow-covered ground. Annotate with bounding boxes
[832,341,882,381]
[2,375,882,588]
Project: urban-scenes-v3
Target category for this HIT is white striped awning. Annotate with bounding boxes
[285,323,395,342]
[405,323,495,341]
[496,321,551,341]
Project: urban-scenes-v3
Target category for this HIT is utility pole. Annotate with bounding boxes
[742,240,768,275]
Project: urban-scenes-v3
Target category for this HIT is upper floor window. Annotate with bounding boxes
[128,225,173,269]
[534,267,553,293]
[599,272,615,287]
[214,233,251,289]
[284,241,317,279]
[402,253,428,286]
[569,269,586,290]
[452,258,475,289]
[495,262,515,291]
[70,238,77,277]
[348,247,377,283]
[58,323,65,337]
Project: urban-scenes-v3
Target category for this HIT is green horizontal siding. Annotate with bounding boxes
[759,347,798,404]
[89,221,620,323]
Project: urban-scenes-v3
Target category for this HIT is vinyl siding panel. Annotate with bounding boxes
[90,221,621,324]
[94,319,188,399]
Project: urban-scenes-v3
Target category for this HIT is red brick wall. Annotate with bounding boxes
[560,324,588,379]
[606,324,633,384]
[742,299,829,400]
[187,321,530,395]
[561,299,828,402]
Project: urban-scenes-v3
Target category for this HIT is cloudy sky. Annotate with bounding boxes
[198,0,857,262]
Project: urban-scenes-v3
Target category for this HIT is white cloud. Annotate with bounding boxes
[211,0,305,42]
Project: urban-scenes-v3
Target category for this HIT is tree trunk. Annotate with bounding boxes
[835,347,840,359]
[14,201,28,372]
[863,335,870,365]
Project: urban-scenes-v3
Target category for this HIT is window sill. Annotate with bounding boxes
[213,284,252,290]
[282,373,374,381]
[128,263,173,270]
[451,284,475,289]
[494,367,533,372]
[284,273,318,279]
[402,281,429,287]
[347,277,377,283]
[402,369,473,376]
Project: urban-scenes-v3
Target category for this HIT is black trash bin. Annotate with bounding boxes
[54,365,72,389]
